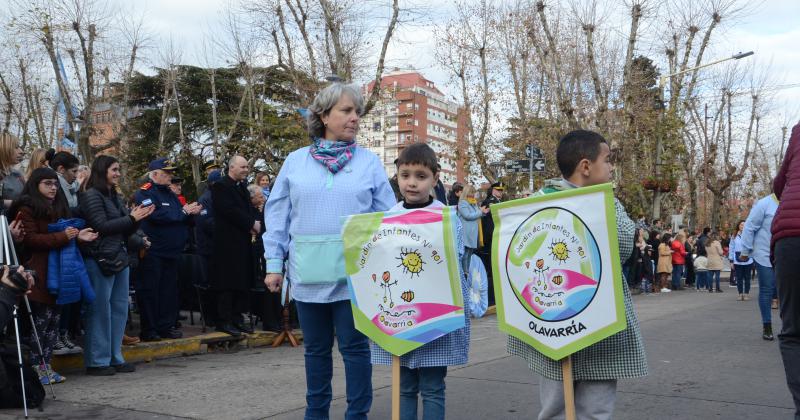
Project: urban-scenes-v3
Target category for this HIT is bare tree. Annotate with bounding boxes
[436,0,498,182]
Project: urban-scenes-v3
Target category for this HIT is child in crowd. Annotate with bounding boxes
[369,143,470,420]
[508,130,648,419]
[694,248,710,291]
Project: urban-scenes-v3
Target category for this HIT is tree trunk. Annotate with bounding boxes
[158,75,172,154]
[283,0,318,78]
[0,72,14,135]
[363,0,400,116]
[73,22,98,163]
[209,69,220,160]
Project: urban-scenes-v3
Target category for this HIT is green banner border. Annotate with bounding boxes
[490,183,627,361]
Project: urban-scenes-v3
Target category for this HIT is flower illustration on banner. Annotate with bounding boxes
[505,207,602,322]
[397,248,425,277]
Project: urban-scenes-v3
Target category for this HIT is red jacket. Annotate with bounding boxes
[671,240,686,265]
[772,123,800,252]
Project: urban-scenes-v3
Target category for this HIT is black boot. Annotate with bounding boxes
[216,323,242,337]
[762,324,774,341]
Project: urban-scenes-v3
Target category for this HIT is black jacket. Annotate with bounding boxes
[210,176,258,291]
[195,189,214,257]
[79,188,138,264]
[0,286,16,333]
[480,194,501,252]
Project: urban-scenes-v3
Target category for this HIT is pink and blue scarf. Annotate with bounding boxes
[309,138,356,174]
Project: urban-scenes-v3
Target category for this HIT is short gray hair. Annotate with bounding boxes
[246,184,262,197]
[307,83,364,140]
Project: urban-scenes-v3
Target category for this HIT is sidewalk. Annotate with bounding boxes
[1,288,794,419]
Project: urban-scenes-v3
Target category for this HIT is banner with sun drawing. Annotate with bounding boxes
[491,183,627,361]
[342,207,465,356]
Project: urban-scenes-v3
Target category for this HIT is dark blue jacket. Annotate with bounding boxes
[134,179,191,258]
[195,189,214,256]
[47,218,95,305]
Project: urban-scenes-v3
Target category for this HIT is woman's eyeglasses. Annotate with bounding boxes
[39,180,58,188]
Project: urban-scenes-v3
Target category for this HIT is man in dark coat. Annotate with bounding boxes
[479,181,504,305]
[211,156,260,336]
[194,170,223,326]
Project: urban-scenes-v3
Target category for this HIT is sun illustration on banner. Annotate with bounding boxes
[505,207,602,322]
[397,248,425,277]
[549,240,570,263]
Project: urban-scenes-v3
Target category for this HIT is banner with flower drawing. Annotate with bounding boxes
[342,207,464,356]
[491,183,626,360]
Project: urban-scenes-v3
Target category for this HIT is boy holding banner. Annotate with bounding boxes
[507,130,648,419]
[370,143,471,420]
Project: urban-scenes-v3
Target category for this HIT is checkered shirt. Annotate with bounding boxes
[507,191,649,381]
[371,201,471,368]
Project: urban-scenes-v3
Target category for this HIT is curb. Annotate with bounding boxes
[52,330,304,372]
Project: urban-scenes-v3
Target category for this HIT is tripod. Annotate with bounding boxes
[0,213,56,418]
[11,306,28,418]
[272,280,298,347]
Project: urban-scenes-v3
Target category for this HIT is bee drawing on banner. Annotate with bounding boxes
[397,247,425,277]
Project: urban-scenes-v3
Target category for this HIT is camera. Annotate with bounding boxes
[0,265,36,292]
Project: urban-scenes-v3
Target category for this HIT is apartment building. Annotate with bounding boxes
[359,70,467,185]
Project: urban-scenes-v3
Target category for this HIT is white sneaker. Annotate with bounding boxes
[661,288,672,293]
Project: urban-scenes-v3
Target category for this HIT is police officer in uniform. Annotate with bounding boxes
[134,158,202,341]
[479,181,504,305]
[197,160,222,197]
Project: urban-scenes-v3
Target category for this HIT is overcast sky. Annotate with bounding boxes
[119,0,799,143]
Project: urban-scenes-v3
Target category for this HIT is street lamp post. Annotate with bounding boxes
[652,51,754,221]
[69,118,84,135]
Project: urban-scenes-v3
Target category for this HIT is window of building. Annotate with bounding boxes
[373,121,381,131]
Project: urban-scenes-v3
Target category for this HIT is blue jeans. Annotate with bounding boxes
[671,264,684,290]
[756,262,775,325]
[710,270,721,290]
[295,300,372,420]
[695,271,708,290]
[735,263,753,294]
[400,366,447,420]
[461,247,475,280]
[83,259,130,368]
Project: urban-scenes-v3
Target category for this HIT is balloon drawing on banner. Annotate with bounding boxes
[505,207,602,322]
[343,207,465,356]
[468,254,488,318]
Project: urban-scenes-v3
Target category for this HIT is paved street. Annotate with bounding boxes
[0,286,794,420]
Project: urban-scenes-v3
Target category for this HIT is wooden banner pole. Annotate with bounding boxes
[562,355,576,420]
[392,355,401,420]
